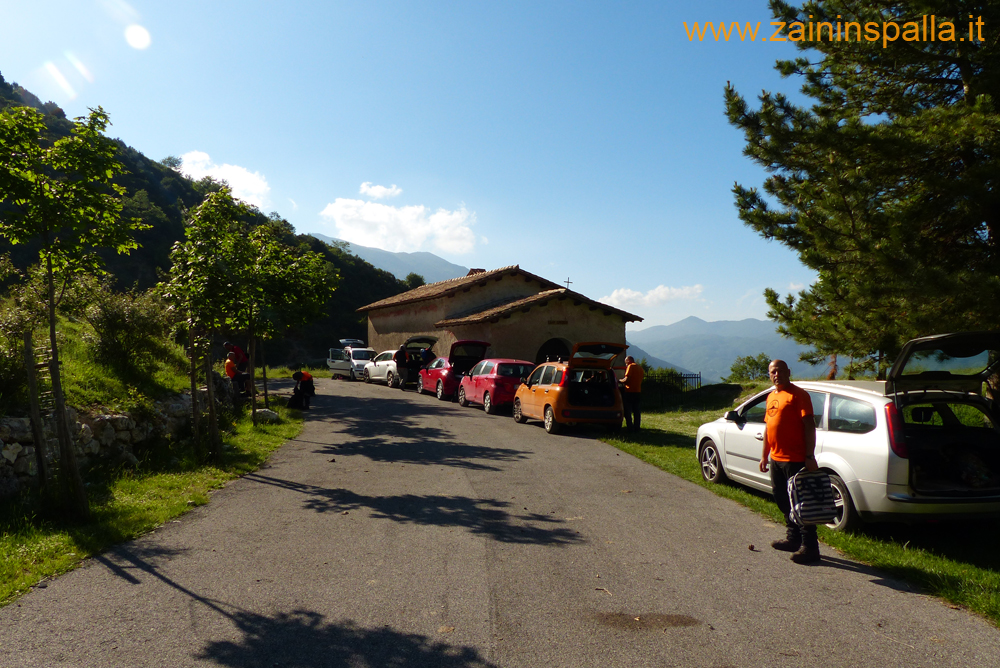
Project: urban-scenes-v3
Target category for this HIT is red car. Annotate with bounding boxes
[457,359,536,414]
[418,340,490,400]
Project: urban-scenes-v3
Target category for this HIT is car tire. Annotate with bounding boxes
[457,386,469,406]
[363,369,371,384]
[417,378,428,395]
[827,473,861,532]
[513,399,526,423]
[483,392,495,415]
[544,406,561,434]
[387,371,396,388]
[699,439,726,484]
[436,380,447,401]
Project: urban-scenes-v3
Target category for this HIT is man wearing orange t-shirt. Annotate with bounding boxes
[620,356,644,432]
[759,359,820,564]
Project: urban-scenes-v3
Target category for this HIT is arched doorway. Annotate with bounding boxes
[535,338,571,365]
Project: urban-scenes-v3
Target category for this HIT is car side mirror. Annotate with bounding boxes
[723,410,741,422]
[520,377,528,386]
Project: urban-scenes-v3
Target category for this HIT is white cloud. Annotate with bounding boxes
[289,198,299,211]
[789,282,805,291]
[180,151,270,209]
[359,182,402,199]
[598,284,704,308]
[319,198,477,254]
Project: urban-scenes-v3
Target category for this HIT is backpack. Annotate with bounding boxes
[787,470,837,526]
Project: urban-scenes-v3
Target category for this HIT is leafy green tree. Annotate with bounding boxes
[404,272,426,289]
[725,353,772,383]
[726,0,1000,378]
[0,106,145,519]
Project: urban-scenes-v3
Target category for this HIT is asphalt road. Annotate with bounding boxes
[1,377,999,667]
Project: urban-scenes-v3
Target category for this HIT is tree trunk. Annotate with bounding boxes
[46,256,89,520]
[188,324,203,460]
[204,340,222,465]
[260,337,270,410]
[826,354,838,380]
[249,320,257,426]
[22,330,51,493]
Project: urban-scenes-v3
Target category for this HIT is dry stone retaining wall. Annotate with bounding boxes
[0,394,196,498]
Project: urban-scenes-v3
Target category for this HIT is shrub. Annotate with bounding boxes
[725,353,772,383]
[84,286,175,372]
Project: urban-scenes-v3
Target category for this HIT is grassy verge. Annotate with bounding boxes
[263,365,329,380]
[603,401,1000,626]
[0,404,303,607]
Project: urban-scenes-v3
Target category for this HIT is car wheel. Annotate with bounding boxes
[417,378,428,395]
[699,439,726,484]
[513,399,526,423]
[827,473,861,532]
[483,392,495,415]
[457,386,469,406]
[387,371,396,388]
[544,406,561,434]
[436,380,447,401]
[363,369,371,384]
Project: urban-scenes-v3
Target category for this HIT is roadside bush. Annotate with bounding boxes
[84,286,175,372]
[725,352,771,383]
[0,308,29,415]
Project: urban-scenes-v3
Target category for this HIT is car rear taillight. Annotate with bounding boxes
[557,369,569,387]
[885,403,908,458]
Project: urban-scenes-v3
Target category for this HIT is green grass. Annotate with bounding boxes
[263,364,329,379]
[604,391,1000,626]
[55,317,190,410]
[0,404,303,607]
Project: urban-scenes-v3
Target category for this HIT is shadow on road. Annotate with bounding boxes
[98,546,498,668]
[245,473,584,546]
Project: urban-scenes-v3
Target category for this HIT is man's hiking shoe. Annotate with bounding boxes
[790,545,821,564]
[771,538,801,552]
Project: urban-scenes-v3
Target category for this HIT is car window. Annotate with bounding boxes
[499,363,534,378]
[808,391,827,429]
[482,361,496,375]
[527,366,544,386]
[903,401,996,429]
[329,349,345,361]
[351,350,375,361]
[553,369,563,384]
[376,353,391,362]
[470,361,485,376]
[829,395,877,434]
[431,358,445,370]
[540,366,555,385]
[742,395,768,423]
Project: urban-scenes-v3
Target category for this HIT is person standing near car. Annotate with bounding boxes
[759,359,820,564]
[620,355,644,432]
[224,341,249,372]
[393,345,409,389]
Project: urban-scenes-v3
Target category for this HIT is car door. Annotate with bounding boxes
[466,361,486,402]
[374,352,392,381]
[724,393,769,485]
[328,348,348,376]
[531,365,556,417]
[477,361,495,402]
[522,365,546,418]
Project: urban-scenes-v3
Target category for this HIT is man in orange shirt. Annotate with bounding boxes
[225,352,251,395]
[759,359,820,564]
[620,355,644,432]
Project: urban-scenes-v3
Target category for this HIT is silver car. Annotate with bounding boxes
[695,332,1000,531]
[363,350,400,386]
[329,346,377,381]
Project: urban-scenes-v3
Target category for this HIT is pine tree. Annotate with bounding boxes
[726,0,1000,376]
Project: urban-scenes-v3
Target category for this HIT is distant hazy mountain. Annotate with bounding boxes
[628,316,818,383]
[309,233,469,284]
[624,342,691,375]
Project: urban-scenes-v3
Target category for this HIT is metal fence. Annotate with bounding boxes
[642,370,701,392]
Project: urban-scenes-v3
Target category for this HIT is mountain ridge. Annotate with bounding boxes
[309,233,469,284]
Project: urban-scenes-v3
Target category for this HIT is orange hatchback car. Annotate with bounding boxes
[512,342,626,434]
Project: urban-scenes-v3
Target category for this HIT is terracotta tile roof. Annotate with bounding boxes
[434,288,642,327]
[357,265,562,312]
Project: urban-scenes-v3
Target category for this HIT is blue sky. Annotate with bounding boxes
[1,0,817,331]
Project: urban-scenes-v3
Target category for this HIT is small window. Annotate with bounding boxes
[553,369,563,384]
[743,395,768,424]
[527,366,545,386]
[829,395,876,434]
[540,366,556,385]
[482,361,496,375]
[808,391,827,429]
[376,353,391,362]
[433,358,446,370]
[470,361,486,376]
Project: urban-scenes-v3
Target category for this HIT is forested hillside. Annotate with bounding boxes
[0,71,406,363]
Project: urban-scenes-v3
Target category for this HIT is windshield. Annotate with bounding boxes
[498,363,534,378]
[572,343,625,361]
[351,350,375,361]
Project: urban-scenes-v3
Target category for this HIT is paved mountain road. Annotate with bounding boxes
[1,378,998,667]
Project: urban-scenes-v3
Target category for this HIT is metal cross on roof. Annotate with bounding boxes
[564,277,572,289]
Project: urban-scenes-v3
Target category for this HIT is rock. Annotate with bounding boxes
[13,456,30,474]
[117,452,140,468]
[110,416,131,431]
[167,403,187,418]
[130,428,144,443]
[256,409,280,423]
[99,425,117,446]
[115,430,132,444]
[0,422,10,441]
[2,442,22,463]
[78,423,93,444]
